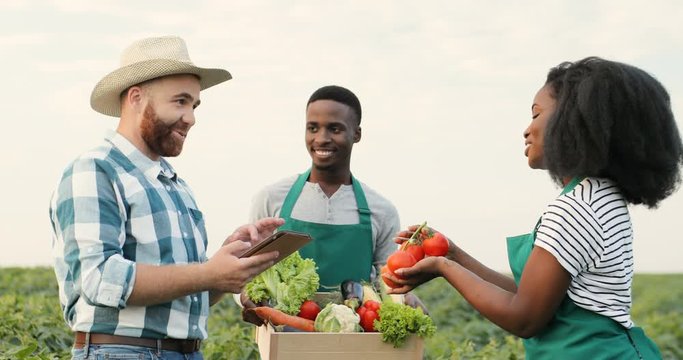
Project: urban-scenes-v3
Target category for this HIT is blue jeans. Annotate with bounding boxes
[71,344,204,360]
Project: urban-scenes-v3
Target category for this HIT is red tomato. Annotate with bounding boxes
[387,251,417,273]
[404,243,424,261]
[360,309,379,332]
[423,232,449,256]
[363,300,381,312]
[297,300,321,321]
[356,305,367,318]
[381,265,400,288]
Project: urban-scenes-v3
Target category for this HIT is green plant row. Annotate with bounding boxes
[1,268,681,359]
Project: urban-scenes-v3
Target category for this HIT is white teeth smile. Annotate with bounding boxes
[315,150,332,156]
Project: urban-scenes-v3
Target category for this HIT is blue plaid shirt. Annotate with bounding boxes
[50,130,209,340]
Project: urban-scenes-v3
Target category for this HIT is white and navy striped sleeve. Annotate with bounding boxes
[535,180,604,277]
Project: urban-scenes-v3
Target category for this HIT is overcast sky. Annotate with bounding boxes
[1,0,682,272]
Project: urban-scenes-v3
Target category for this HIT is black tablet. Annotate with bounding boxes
[238,230,312,263]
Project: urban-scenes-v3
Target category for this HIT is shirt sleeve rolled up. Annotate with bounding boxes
[57,157,136,309]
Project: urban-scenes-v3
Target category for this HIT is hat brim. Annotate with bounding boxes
[90,59,232,117]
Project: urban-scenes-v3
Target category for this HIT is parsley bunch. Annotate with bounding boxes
[376,301,436,347]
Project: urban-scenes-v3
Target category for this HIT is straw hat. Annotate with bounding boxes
[90,35,232,117]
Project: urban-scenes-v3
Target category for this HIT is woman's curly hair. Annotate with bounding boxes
[543,57,683,207]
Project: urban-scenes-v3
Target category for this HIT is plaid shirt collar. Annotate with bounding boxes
[105,130,177,181]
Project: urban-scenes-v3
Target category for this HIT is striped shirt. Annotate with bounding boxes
[535,177,634,328]
[49,130,209,340]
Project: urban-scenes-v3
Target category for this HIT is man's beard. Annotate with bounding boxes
[140,103,188,157]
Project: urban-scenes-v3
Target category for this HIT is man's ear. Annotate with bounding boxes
[123,86,145,112]
[354,126,362,143]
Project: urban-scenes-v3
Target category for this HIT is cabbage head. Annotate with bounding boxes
[314,303,362,333]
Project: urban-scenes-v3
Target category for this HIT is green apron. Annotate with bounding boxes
[506,177,662,359]
[278,169,374,291]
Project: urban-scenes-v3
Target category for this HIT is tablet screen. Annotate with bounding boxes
[238,230,312,264]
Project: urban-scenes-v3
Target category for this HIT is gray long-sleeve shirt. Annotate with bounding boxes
[249,174,401,280]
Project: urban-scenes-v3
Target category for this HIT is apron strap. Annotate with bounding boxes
[531,177,584,237]
[561,177,583,196]
[280,169,310,219]
[281,169,371,224]
[351,174,372,226]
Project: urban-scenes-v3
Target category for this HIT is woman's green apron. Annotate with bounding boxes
[278,169,373,291]
[506,177,662,359]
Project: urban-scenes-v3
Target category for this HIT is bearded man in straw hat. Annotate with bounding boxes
[49,35,282,359]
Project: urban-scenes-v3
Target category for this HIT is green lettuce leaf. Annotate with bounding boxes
[376,301,436,347]
[245,251,319,315]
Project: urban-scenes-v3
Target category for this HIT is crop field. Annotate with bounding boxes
[1,267,681,359]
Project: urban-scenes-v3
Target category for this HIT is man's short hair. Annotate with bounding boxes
[307,85,362,124]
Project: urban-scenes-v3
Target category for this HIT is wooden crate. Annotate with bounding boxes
[255,323,424,360]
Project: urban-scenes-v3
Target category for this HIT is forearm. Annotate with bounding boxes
[439,259,535,337]
[127,263,213,306]
[450,245,517,292]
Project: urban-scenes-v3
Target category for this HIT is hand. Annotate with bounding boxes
[223,217,285,246]
[393,223,424,246]
[205,240,279,294]
[240,291,267,326]
[385,256,447,294]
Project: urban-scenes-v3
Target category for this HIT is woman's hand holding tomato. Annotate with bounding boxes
[381,251,417,289]
[382,249,441,292]
[384,256,447,294]
[382,222,456,292]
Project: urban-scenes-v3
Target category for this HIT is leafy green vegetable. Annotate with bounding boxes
[245,251,319,315]
[314,303,362,333]
[376,301,436,348]
[4,268,682,359]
